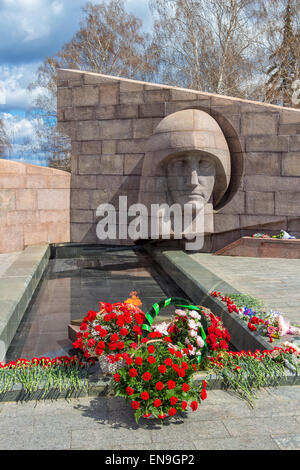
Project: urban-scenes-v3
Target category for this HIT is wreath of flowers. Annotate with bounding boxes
[72,302,146,363]
[112,337,207,422]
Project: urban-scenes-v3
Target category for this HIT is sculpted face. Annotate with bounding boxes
[166,153,216,212]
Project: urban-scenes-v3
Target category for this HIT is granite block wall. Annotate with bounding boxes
[57,68,300,252]
[0,159,70,253]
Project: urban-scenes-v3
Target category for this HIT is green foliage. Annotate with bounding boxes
[224,293,265,313]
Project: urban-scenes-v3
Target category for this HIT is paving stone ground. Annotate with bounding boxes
[0,386,300,450]
[190,253,300,327]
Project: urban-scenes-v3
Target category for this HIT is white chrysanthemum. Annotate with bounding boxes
[189,310,201,320]
[152,321,170,336]
[188,319,197,330]
[189,329,197,338]
[175,309,187,317]
[196,336,205,348]
[185,337,190,345]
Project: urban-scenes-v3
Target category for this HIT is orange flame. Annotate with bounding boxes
[124,291,142,307]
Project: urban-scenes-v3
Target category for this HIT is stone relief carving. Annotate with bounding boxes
[138,109,231,242]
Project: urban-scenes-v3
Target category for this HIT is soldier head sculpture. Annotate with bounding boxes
[138,109,231,246]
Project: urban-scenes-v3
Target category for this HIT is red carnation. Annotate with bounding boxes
[142,372,151,381]
[147,345,156,354]
[190,401,198,411]
[153,399,162,408]
[126,386,134,396]
[155,381,164,391]
[170,396,178,405]
[158,365,167,374]
[131,401,140,410]
[120,328,129,336]
[111,333,119,342]
[168,408,177,416]
[126,357,133,365]
[182,383,190,392]
[99,329,108,338]
[167,380,176,390]
[181,401,188,410]
[147,356,156,364]
[129,368,138,377]
[113,373,120,382]
[164,358,173,367]
[116,341,124,350]
[201,388,207,401]
[135,357,143,366]
[140,391,149,401]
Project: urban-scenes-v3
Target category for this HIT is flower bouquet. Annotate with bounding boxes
[112,337,207,423]
[72,301,146,374]
[153,306,231,364]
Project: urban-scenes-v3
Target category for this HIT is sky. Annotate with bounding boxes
[0,0,152,164]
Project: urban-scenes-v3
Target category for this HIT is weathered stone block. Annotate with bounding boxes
[102,140,116,154]
[76,121,99,141]
[241,113,278,135]
[214,214,240,233]
[243,175,300,192]
[246,136,288,152]
[218,191,245,214]
[70,189,90,210]
[24,223,48,245]
[120,91,144,105]
[71,209,94,223]
[39,209,70,223]
[290,136,300,151]
[115,104,139,119]
[170,89,198,101]
[116,139,148,154]
[120,81,143,92]
[71,175,97,189]
[72,85,99,107]
[16,189,37,211]
[133,119,154,139]
[65,106,95,121]
[282,152,300,176]
[57,87,72,108]
[95,105,115,120]
[275,192,300,216]
[279,123,300,135]
[38,189,70,210]
[240,215,286,230]
[279,110,300,124]
[81,141,102,155]
[244,152,281,176]
[47,221,70,243]
[124,154,144,175]
[70,223,98,243]
[246,191,275,215]
[99,84,119,105]
[78,155,102,175]
[100,154,124,175]
[144,89,171,103]
[7,210,40,226]
[166,99,210,115]
[0,225,23,253]
[139,103,166,118]
[90,189,112,209]
[99,119,132,140]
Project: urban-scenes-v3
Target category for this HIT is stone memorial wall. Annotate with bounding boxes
[57,68,300,252]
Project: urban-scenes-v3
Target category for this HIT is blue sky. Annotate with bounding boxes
[0,0,152,164]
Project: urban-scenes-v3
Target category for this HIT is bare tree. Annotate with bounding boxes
[0,117,11,157]
[265,0,300,107]
[28,0,157,171]
[149,0,268,98]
